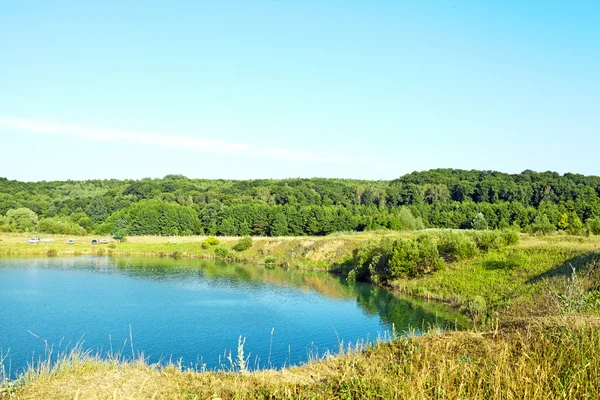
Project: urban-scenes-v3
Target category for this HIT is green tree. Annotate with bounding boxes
[530,213,555,235]
[588,218,600,235]
[6,207,39,232]
[472,212,488,230]
[86,197,109,222]
[218,217,237,236]
[567,212,584,235]
[270,213,289,236]
[557,213,569,230]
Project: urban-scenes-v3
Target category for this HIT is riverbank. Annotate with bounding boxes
[0,232,368,270]
[2,231,600,398]
[3,318,600,399]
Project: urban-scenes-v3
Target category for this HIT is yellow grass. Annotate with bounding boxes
[5,318,600,399]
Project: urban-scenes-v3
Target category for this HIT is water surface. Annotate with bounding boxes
[0,257,467,377]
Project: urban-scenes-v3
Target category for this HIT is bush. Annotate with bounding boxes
[588,218,600,235]
[38,217,86,236]
[500,229,520,245]
[201,236,220,249]
[214,247,230,258]
[472,212,488,230]
[567,212,584,235]
[472,231,505,252]
[389,239,420,278]
[170,250,183,258]
[438,232,478,261]
[264,255,276,266]
[232,236,253,252]
[529,214,555,236]
[460,295,488,327]
[346,269,357,284]
[352,238,395,283]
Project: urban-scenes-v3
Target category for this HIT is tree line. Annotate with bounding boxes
[1,169,600,236]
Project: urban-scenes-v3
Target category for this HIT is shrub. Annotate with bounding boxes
[233,236,253,252]
[472,212,488,230]
[588,218,600,235]
[47,249,58,257]
[214,247,230,259]
[567,212,584,235]
[38,217,86,236]
[438,232,478,261]
[352,238,395,283]
[170,250,183,258]
[499,228,520,246]
[460,295,488,327]
[264,255,276,266]
[529,214,555,236]
[389,236,445,279]
[473,230,505,252]
[389,238,420,278]
[201,237,220,249]
[346,269,357,284]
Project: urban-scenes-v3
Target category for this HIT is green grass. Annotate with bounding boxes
[392,247,600,316]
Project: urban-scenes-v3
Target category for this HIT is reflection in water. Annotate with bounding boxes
[0,256,467,379]
[111,257,469,331]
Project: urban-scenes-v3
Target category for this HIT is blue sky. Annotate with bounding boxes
[0,1,598,181]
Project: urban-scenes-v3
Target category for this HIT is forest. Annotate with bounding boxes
[1,169,600,237]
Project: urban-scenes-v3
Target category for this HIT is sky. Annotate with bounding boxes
[0,0,599,182]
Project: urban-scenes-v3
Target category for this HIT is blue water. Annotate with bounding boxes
[0,257,466,378]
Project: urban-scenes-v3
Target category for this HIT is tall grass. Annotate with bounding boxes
[4,322,600,399]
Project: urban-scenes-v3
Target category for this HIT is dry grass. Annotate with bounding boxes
[4,319,600,399]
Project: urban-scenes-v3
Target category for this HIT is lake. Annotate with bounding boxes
[0,257,467,378]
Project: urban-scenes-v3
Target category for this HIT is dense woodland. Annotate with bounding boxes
[1,169,600,237]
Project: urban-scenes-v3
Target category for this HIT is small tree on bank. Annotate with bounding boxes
[472,212,488,230]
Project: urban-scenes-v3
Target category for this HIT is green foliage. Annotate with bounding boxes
[389,207,424,231]
[499,228,520,245]
[472,230,505,252]
[352,236,445,282]
[263,255,277,266]
[38,217,87,236]
[460,296,488,327]
[529,213,556,236]
[588,218,600,235]
[5,208,38,232]
[201,236,220,249]
[438,232,479,261]
[214,246,230,259]
[558,213,569,230]
[2,169,600,237]
[170,250,183,258]
[472,212,488,230]
[389,236,444,278]
[232,236,253,252]
[104,199,202,236]
[346,268,357,284]
[568,212,584,235]
[270,213,289,236]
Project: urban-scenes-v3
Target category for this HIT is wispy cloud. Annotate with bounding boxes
[0,115,346,163]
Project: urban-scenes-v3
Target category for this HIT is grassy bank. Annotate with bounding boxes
[2,231,600,399]
[3,320,600,399]
[0,232,367,270]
